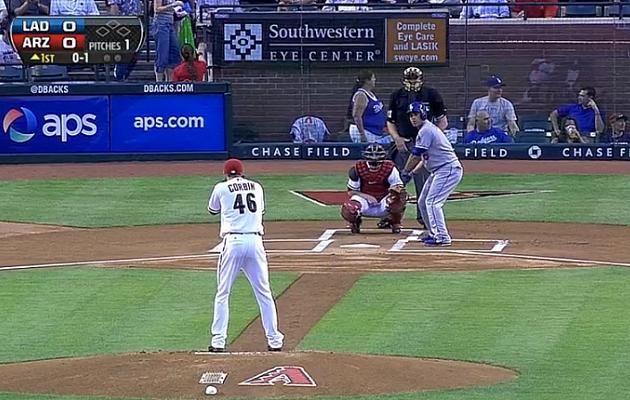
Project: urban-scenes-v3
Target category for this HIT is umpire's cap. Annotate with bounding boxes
[223,159,244,176]
[407,101,428,120]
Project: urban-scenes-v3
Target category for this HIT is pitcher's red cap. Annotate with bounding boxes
[223,158,244,175]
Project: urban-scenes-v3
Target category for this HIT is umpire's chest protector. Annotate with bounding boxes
[356,161,394,201]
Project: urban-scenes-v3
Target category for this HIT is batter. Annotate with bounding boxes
[207,159,284,352]
[401,102,463,246]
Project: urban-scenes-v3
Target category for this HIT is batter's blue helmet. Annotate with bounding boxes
[407,101,428,120]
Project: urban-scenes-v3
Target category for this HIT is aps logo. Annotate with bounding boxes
[2,107,98,143]
[3,107,37,143]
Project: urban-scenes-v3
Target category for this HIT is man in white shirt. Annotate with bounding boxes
[50,0,99,15]
[207,159,284,352]
[466,75,519,136]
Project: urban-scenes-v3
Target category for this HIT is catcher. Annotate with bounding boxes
[340,143,408,234]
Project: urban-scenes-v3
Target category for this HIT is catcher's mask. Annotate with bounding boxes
[402,67,423,92]
[363,143,387,170]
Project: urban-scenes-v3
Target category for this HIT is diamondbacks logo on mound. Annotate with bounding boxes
[224,23,263,61]
[239,366,317,387]
[296,190,540,206]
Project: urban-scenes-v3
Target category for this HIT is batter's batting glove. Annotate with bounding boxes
[401,170,413,186]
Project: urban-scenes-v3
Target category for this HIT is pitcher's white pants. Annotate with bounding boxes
[211,234,284,349]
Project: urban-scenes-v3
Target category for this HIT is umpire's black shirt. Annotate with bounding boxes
[387,86,447,140]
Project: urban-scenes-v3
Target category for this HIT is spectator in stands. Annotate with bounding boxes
[322,0,369,11]
[290,116,330,143]
[50,0,98,15]
[549,86,604,141]
[277,0,318,11]
[599,113,630,144]
[349,70,390,144]
[153,0,183,81]
[467,75,519,136]
[460,0,510,18]
[553,117,587,144]
[511,0,557,18]
[0,30,21,65]
[108,0,140,80]
[0,0,7,32]
[197,0,241,22]
[464,111,514,144]
[11,0,50,15]
[173,44,207,82]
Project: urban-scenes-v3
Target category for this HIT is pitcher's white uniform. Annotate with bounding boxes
[207,174,284,351]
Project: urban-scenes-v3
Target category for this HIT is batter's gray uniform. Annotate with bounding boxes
[413,120,463,244]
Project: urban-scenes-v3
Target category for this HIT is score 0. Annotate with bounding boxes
[61,20,78,50]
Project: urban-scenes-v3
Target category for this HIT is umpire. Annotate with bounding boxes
[386,67,448,229]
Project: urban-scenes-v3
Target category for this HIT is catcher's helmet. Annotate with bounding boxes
[407,101,428,120]
[362,143,387,169]
[402,67,423,92]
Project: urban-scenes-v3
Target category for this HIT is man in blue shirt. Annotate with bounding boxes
[464,111,514,144]
[549,86,604,142]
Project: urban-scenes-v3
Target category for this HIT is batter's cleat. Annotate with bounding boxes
[391,224,402,234]
[423,237,452,247]
[420,234,436,242]
[267,346,283,352]
[377,218,392,229]
[350,216,362,234]
[208,346,225,353]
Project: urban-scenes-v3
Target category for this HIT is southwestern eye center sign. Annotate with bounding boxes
[213,11,449,66]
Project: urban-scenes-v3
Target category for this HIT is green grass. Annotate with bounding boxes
[300,268,630,400]
[2,172,630,400]
[0,268,298,363]
[1,173,630,227]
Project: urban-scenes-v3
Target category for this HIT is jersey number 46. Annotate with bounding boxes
[233,193,257,214]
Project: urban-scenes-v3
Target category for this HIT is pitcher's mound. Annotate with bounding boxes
[0,351,517,398]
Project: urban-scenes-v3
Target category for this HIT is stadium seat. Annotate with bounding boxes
[448,115,465,130]
[515,129,552,144]
[30,65,69,82]
[605,3,630,16]
[521,116,551,132]
[564,4,599,16]
[0,65,25,82]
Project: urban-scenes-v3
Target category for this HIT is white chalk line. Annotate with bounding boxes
[288,190,327,207]
[0,253,219,271]
[2,229,627,271]
[1,250,626,272]
[457,250,630,268]
[291,190,556,207]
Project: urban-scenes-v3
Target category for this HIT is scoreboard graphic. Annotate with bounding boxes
[9,17,145,65]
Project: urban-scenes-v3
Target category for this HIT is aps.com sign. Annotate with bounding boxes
[0,96,109,153]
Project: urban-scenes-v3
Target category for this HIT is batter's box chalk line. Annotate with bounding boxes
[206,229,509,254]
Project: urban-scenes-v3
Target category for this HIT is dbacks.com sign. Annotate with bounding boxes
[0,96,109,153]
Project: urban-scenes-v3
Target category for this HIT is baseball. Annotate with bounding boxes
[205,385,218,395]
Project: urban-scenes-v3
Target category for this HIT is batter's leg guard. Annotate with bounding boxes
[340,200,362,234]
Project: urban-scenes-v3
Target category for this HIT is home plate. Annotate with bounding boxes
[340,244,381,249]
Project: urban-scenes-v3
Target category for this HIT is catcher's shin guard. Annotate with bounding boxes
[341,200,362,233]
[387,188,407,233]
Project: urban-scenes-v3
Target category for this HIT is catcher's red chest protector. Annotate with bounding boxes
[355,160,394,201]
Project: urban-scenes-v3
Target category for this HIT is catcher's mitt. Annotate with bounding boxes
[386,185,408,213]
